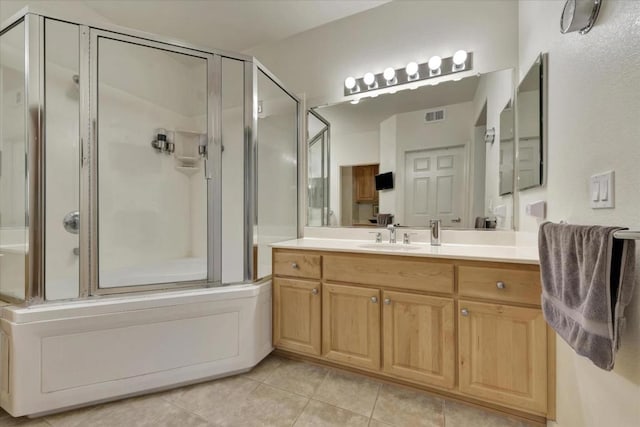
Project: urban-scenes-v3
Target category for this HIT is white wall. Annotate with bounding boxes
[471,69,514,229]
[249,1,518,107]
[518,1,640,426]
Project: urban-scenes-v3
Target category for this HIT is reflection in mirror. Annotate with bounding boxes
[499,100,514,195]
[308,69,514,229]
[307,110,330,226]
[517,54,545,191]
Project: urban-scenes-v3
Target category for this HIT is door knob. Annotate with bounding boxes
[311,288,318,295]
[496,281,506,289]
[291,262,299,269]
[461,308,469,316]
[63,211,80,234]
[384,298,391,305]
[371,296,378,304]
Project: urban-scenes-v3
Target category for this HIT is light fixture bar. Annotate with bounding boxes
[343,51,473,96]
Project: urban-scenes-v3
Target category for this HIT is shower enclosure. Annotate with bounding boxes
[307,110,330,226]
[0,10,300,305]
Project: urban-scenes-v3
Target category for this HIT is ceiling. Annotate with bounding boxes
[82,0,390,53]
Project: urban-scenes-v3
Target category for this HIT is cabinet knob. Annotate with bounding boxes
[371,296,378,304]
[291,262,299,269]
[384,298,391,305]
[496,281,506,289]
[461,308,469,316]
[311,288,318,295]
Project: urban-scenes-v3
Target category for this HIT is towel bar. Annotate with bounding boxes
[613,230,640,240]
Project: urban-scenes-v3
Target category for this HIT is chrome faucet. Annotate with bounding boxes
[387,224,397,244]
[429,219,441,246]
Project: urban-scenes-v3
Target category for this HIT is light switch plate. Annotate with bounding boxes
[590,171,614,209]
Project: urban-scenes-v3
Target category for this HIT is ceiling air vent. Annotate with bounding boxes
[424,109,445,123]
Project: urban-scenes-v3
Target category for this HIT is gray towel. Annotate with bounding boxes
[538,223,636,370]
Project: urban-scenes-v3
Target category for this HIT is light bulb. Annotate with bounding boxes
[383,67,396,82]
[453,50,468,66]
[428,56,442,71]
[344,76,357,90]
[405,62,419,77]
[363,72,376,86]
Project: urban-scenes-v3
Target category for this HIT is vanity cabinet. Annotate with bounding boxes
[322,283,380,370]
[382,290,456,389]
[273,278,321,355]
[272,249,554,423]
[458,300,548,414]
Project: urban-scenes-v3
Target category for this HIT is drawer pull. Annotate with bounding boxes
[496,281,506,289]
[384,298,391,305]
[291,262,299,269]
[461,308,469,316]
[371,296,378,304]
[311,288,319,295]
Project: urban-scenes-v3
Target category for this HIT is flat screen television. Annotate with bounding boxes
[375,172,394,191]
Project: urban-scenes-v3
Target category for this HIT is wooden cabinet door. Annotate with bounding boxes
[382,291,455,389]
[458,300,547,414]
[323,283,380,370]
[273,278,321,355]
[355,165,378,202]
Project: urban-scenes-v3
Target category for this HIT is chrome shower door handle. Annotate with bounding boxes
[63,211,80,234]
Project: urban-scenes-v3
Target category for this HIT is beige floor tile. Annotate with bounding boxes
[264,359,329,397]
[368,419,393,427]
[170,375,259,419]
[294,400,369,426]
[243,353,285,382]
[201,383,309,426]
[0,419,50,427]
[372,384,444,427]
[312,370,381,417]
[444,401,534,427]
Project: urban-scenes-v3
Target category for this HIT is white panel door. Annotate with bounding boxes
[405,147,465,227]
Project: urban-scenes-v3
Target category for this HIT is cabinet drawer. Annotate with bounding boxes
[274,251,321,279]
[324,255,453,294]
[458,266,541,306]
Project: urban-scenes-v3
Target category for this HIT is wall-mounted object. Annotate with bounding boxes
[174,130,207,176]
[151,128,168,152]
[343,50,473,97]
[484,127,496,144]
[525,200,546,219]
[560,0,603,34]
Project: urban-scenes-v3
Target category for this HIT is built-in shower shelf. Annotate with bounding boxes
[176,155,200,163]
[175,166,200,176]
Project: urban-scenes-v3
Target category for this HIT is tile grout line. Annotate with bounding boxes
[368,382,383,426]
[290,397,312,427]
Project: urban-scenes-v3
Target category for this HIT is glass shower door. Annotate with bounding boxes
[90,31,216,291]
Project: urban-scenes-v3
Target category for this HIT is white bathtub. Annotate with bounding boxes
[0,281,273,417]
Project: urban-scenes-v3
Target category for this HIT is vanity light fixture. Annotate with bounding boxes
[428,56,442,76]
[363,72,377,89]
[452,50,468,71]
[405,62,419,79]
[383,67,396,84]
[343,51,473,96]
[344,76,358,92]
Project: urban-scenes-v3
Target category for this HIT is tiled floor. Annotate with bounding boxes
[0,354,536,427]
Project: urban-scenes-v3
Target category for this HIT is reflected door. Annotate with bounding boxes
[404,146,465,227]
[91,31,215,291]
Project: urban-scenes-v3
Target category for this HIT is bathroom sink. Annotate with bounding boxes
[358,243,421,251]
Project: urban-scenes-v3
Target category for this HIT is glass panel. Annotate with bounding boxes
[45,20,80,300]
[517,56,542,191]
[221,57,245,283]
[0,21,27,302]
[308,136,324,226]
[97,37,208,288]
[256,70,298,279]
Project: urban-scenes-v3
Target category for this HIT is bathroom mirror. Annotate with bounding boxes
[517,53,546,191]
[499,100,515,195]
[307,68,515,229]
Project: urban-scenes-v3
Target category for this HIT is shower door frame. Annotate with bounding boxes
[85,29,222,297]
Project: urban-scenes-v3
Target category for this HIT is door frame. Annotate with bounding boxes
[86,29,221,296]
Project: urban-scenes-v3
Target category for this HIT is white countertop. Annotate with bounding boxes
[271,238,539,265]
